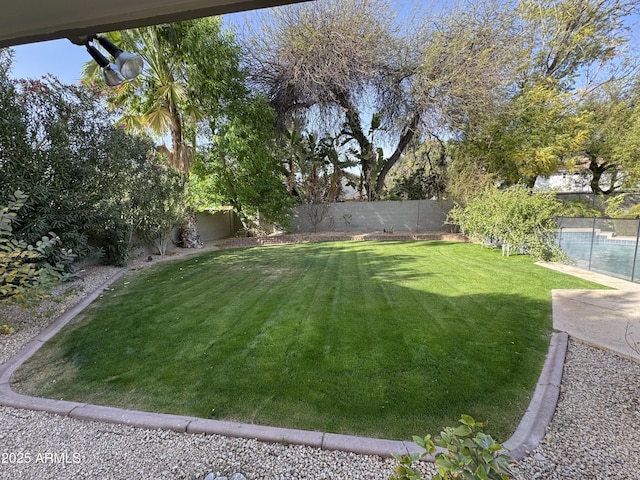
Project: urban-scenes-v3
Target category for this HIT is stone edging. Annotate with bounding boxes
[503,331,568,459]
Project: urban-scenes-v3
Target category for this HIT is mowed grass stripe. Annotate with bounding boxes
[12,241,602,440]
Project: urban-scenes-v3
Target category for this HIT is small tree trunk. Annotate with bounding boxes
[180,212,203,249]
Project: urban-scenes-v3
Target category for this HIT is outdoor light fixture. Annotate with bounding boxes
[85,43,126,86]
[75,34,143,86]
[92,35,144,80]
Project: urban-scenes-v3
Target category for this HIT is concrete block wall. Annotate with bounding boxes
[195,211,240,242]
[292,200,454,233]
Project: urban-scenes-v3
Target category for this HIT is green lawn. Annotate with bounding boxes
[13,241,600,440]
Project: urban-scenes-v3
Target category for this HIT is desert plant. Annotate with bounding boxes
[390,414,514,480]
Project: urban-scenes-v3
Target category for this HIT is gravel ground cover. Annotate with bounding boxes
[1,244,639,479]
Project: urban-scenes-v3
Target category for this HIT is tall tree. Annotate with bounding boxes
[177,18,293,230]
[83,25,198,173]
[457,80,592,187]
[454,0,639,190]
[86,18,293,231]
[578,76,640,193]
[519,0,637,89]
[247,0,522,200]
[247,0,395,200]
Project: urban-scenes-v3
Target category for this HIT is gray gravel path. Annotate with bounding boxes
[1,256,639,479]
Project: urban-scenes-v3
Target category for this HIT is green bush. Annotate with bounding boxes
[628,204,640,218]
[449,184,564,260]
[560,200,603,218]
[133,162,187,256]
[0,57,188,267]
[1,190,75,302]
[390,415,514,480]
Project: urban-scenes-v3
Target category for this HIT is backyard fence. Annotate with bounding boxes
[292,200,454,233]
[556,216,640,283]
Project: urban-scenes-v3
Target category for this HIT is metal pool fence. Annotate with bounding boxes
[556,217,640,283]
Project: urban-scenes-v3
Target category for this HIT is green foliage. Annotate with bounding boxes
[0,324,15,335]
[134,162,187,256]
[446,160,497,207]
[178,19,294,229]
[449,184,564,260]
[603,193,626,218]
[452,0,636,193]
[519,0,632,87]
[1,56,188,266]
[190,96,294,231]
[560,200,603,218]
[97,19,293,231]
[459,82,591,187]
[612,91,640,191]
[1,190,75,302]
[578,84,634,194]
[628,204,640,217]
[390,415,514,480]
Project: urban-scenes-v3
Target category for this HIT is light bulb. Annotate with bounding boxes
[115,51,144,80]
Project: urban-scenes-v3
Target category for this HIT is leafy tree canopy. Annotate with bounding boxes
[84,18,293,230]
[245,0,639,199]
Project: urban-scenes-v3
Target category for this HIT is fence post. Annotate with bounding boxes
[588,217,596,271]
[557,217,564,247]
[632,219,640,283]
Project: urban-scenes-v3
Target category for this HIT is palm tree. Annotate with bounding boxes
[82,24,202,173]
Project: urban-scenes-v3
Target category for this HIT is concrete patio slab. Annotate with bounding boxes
[538,261,640,364]
[552,290,640,363]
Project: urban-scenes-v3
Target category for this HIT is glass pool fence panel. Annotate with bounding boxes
[556,217,640,283]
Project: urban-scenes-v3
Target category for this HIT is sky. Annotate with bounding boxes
[7,9,248,84]
[7,1,640,86]
[6,0,430,84]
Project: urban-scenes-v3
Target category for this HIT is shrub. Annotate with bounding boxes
[449,184,564,260]
[560,200,603,218]
[390,415,514,480]
[1,190,75,302]
[0,60,188,266]
[603,194,626,218]
[133,161,187,256]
